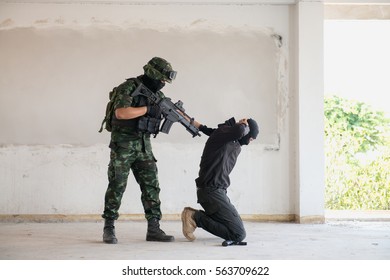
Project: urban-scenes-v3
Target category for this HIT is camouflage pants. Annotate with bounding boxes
[102,138,161,221]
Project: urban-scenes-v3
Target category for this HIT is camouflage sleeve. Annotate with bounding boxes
[113,80,137,109]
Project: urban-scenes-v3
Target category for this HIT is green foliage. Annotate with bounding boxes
[325,95,390,210]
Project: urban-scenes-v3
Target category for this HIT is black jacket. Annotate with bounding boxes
[195,123,247,189]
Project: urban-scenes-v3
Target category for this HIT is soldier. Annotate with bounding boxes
[181,117,259,245]
[102,57,177,243]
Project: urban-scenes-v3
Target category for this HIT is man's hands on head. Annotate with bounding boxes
[238,118,248,126]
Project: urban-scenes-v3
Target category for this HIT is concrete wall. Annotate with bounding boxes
[0,1,323,222]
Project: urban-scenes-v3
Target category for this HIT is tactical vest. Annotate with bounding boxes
[99,77,162,136]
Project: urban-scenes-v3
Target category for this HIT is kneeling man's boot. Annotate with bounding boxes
[103,219,118,244]
[181,207,197,241]
[146,218,175,242]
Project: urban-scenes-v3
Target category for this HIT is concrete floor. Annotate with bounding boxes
[1,220,389,260]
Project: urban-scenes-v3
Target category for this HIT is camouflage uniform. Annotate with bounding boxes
[102,79,163,221]
[102,59,171,221]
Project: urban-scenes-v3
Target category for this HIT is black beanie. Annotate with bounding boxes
[238,118,259,145]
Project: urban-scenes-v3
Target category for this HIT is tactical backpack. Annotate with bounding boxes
[98,78,140,133]
[98,85,118,133]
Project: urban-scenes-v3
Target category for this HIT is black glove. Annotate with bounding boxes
[146,104,163,118]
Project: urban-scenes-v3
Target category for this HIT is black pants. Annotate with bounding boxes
[194,187,246,242]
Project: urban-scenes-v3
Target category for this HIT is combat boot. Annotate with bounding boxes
[181,207,197,241]
[103,219,118,244]
[146,218,175,242]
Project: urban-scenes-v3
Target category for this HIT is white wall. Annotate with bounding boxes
[0,1,323,221]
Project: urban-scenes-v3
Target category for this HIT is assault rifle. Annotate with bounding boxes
[132,84,201,137]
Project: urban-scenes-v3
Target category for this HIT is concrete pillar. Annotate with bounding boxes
[293,1,325,223]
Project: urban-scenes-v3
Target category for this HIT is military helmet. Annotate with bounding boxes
[143,57,177,83]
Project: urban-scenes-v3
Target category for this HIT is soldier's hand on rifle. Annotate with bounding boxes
[146,104,163,118]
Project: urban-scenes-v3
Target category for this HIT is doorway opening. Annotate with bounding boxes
[324,6,390,218]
